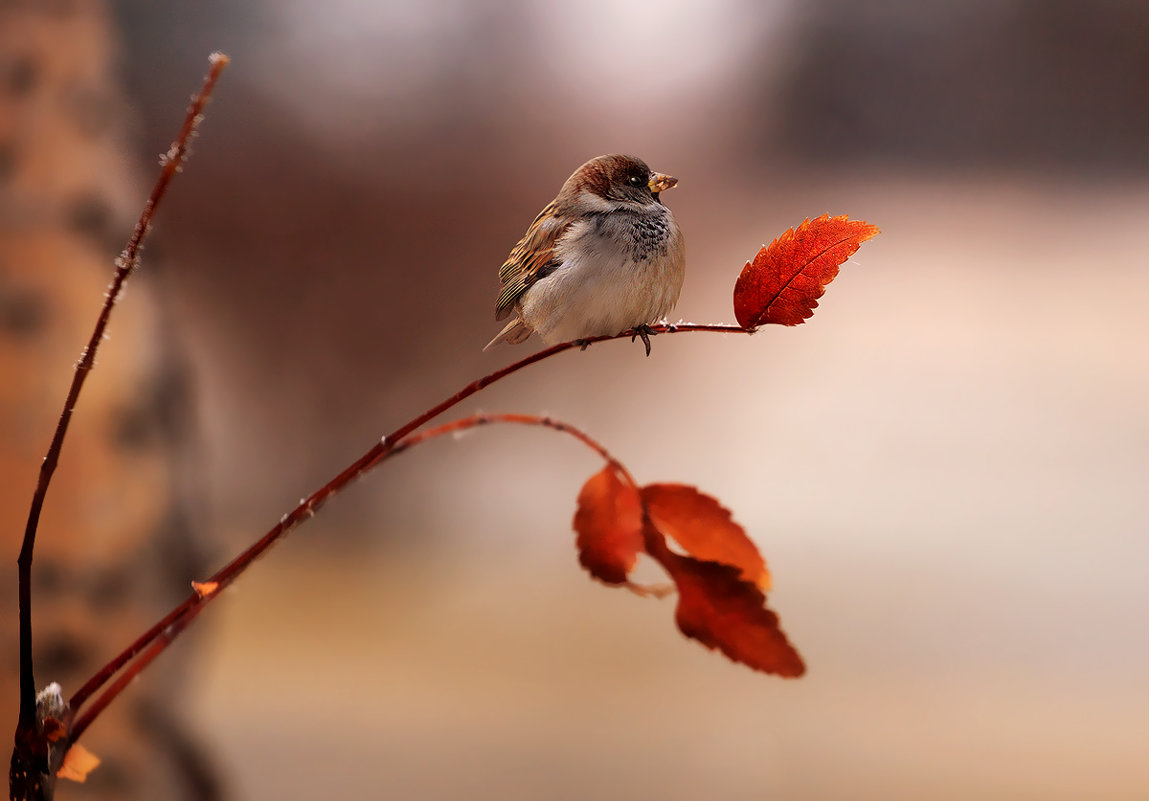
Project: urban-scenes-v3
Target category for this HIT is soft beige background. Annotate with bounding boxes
[187,175,1149,800]
[41,1,1149,798]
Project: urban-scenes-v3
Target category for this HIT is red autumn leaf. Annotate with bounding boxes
[733,214,880,328]
[57,743,101,783]
[641,483,772,591]
[572,465,644,585]
[657,549,805,677]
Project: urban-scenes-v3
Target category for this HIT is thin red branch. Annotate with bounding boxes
[67,410,627,740]
[10,53,228,800]
[67,322,749,723]
[68,412,629,735]
[67,612,191,745]
[390,412,630,478]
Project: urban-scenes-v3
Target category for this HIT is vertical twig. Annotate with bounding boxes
[10,53,229,801]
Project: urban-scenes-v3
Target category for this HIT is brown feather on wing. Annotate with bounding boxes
[495,201,571,321]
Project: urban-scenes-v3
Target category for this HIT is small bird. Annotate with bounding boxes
[483,154,685,356]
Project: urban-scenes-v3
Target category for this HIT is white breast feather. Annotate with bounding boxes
[519,210,684,344]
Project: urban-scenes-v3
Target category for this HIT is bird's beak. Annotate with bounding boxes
[648,172,678,194]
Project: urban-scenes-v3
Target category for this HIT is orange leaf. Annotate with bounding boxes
[733,214,879,328]
[641,484,771,590]
[191,580,219,598]
[57,743,101,783]
[572,466,644,585]
[658,549,804,677]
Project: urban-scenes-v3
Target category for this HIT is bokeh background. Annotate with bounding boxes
[5,0,1149,798]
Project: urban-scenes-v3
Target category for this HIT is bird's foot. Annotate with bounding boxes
[630,324,655,357]
[576,339,591,351]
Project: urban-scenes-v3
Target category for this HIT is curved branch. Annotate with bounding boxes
[67,411,628,741]
[67,322,750,720]
[390,411,633,481]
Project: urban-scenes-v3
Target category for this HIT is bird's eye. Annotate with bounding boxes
[627,174,646,188]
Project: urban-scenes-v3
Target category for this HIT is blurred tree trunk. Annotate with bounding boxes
[1,1,219,798]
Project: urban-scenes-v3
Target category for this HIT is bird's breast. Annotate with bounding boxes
[627,213,673,261]
[519,208,685,344]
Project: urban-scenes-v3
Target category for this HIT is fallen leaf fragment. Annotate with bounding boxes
[191,580,219,598]
[641,483,772,590]
[572,466,644,585]
[57,743,101,783]
[733,214,880,328]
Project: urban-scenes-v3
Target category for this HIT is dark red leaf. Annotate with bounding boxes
[733,214,880,328]
[641,483,771,590]
[572,466,644,585]
[654,547,805,677]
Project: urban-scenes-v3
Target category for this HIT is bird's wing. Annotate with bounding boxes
[495,201,572,321]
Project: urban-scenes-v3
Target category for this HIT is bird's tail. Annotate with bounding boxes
[483,318,533,351]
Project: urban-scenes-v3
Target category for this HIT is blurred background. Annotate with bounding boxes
[3,0,1148,798]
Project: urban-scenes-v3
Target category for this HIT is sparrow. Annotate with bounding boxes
[483,154,685,356]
